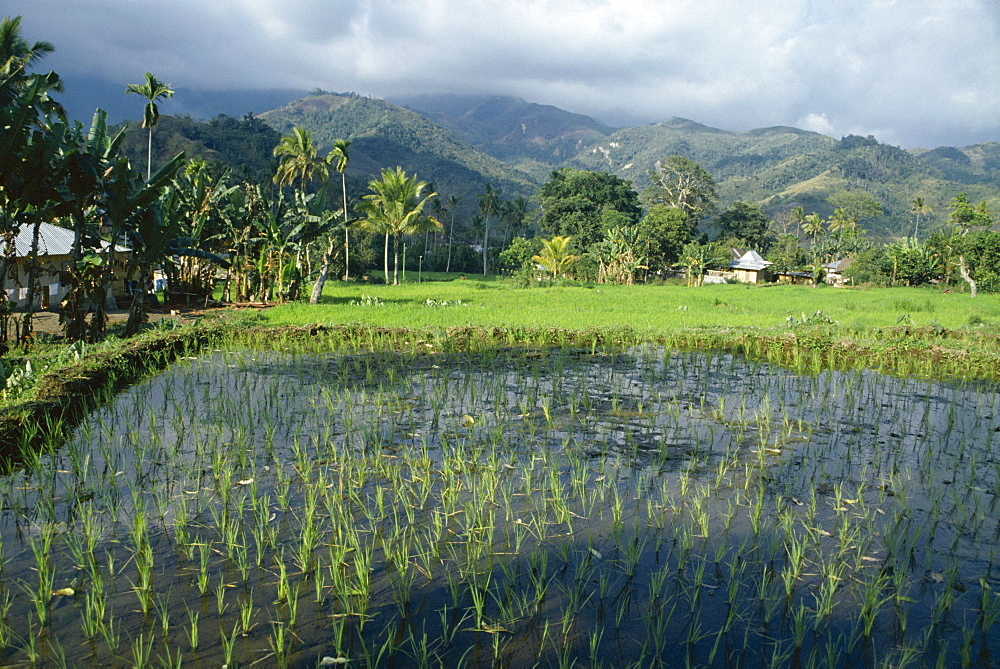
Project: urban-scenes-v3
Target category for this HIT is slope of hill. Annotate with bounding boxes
[258,92,538,209]
[391,94,613,178]
[113,90,998,241]
[115,113,282,184]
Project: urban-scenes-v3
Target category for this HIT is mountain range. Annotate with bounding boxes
[126,91,1000,240]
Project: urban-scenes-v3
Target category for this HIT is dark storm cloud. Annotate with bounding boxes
[7,0,998,147]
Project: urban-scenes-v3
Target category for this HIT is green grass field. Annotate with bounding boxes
[261,277,1000,333]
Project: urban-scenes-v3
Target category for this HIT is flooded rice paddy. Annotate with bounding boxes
[2,343,998,667]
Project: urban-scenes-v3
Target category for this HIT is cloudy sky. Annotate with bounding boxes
[7,0,999,148]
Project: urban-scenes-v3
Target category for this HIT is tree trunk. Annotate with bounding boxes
[446,210,456,273]
[957,255,977,298]
[310,236,338,304]
[62,210,88,341]
[124,264,151,336]
[383,232,390,283]
[482,216,489,277]
[392,235,400,286]
[19,219,43,342]
[341,173,350,281]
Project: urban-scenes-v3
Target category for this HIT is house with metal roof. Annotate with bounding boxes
[730,249,774,284]
[4,222,128,309]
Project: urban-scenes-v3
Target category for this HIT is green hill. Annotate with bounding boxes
[257,92,538,210]
[114,92,998,241]
[391,94,613,179]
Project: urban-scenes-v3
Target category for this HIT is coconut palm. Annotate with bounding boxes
[478,184,502,276]
[125,72,173,179]
[445,195,461,273]
[0,15,55,78]
[801,213,825,244]
[357,167,440,285]
[308,139,352,303]
[329,139,352,279]
[272,127,328,192]
[911,196,931,240]
[533,235,578,280]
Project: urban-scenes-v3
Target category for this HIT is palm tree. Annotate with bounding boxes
[0,15,55,77]
[357,167,440,285]
[502,196,530,246]
[790,206,806,237]
[532,235,578,280]
[911,196,931,240]
[328,139,352,279]
[478,184,502,276]
[445,195,461,272]
[272,127,328,192]
[125,72,173,179]
[801,213,825,245]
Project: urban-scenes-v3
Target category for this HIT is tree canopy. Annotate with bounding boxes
[538,168,641,248]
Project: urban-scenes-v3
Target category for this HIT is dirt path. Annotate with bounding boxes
[26,308,209,339]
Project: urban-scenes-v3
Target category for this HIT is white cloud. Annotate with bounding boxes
[798,113,836,136]
[7,0,999,147]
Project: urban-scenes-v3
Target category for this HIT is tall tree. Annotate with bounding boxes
[911,196,930,239]
[329,139,351,279]
[801,213,825,244]
[538,168,641,248]
[478,184,502,276]
[309,138,351,303]
[716,201,771,250]
[642,156,717,226]
[125,72,173,179]
[357,167,440,285]
[445,194,460,273]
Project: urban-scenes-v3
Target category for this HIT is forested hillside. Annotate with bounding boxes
[113,91,999,241]
[115,113,281,184]
[258,92,538,210]
[397,95,999,239]
[391,94,614,178]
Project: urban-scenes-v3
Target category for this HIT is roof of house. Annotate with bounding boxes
[12,222,125,258]
[731,249,773,271]
[13,222,75,257]
[822,258,854,272]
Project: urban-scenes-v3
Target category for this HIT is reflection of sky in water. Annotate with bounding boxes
[0,346,996,666]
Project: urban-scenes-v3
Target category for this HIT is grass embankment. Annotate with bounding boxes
[0,322,230,458]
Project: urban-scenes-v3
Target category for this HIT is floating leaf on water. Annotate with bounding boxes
[470,624,511,634]
[51,587,75,597]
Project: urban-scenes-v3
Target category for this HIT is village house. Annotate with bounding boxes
[3,222,130,310]
[729,249,774,284]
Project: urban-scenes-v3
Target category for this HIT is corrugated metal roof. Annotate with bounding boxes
[13,222,75,257]
[10,222,126,257]
[731,249,773,271]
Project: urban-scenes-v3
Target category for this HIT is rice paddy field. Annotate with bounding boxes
[1,282,999,667]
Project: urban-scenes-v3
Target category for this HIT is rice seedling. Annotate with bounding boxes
[0,331,995,666]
